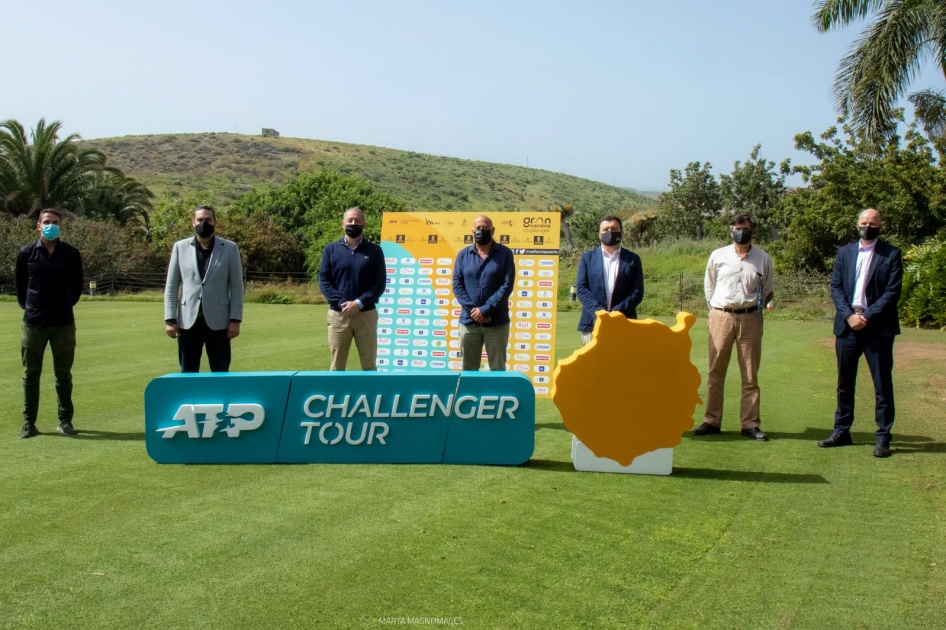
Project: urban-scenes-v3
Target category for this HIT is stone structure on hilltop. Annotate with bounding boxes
[261,128,280,138]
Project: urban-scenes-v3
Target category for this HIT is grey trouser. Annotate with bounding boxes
[327,308,379,371]
[460,323,510,371]
[22,323,76,425]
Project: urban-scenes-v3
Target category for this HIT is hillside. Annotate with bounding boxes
[85,133,655,214]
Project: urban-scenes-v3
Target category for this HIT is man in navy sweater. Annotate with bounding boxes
[318,207,387,370]
[453,215,515,371]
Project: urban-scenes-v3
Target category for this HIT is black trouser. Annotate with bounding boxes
[834,329,896,439]
[177,315,230,373]
[22,323,76,425]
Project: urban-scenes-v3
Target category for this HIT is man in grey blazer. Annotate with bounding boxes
[164,205,244,372]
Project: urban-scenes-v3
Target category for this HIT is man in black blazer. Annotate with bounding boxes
[820,208,903,457]
[575,215,644,344]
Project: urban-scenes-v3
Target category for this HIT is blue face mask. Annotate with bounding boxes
[41,224,61,240]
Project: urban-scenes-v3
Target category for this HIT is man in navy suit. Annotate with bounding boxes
[575,215,644,344]
[819,208,903,457]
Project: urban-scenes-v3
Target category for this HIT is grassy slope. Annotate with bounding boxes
[0,302,943,629]
[84,133,655,214]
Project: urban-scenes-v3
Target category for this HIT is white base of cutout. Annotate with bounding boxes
[571,436,673,475]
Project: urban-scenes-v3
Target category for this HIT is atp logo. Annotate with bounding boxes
[158,404,265,439]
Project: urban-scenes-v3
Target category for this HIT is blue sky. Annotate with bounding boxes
[3,0,942,190]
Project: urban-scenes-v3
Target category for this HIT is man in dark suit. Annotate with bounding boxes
[819,208,903,457]
[575,215,644,344]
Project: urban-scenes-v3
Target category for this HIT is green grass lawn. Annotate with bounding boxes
[1,303,944,630]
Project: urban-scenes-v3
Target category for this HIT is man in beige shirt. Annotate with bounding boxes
[694,214,774,441]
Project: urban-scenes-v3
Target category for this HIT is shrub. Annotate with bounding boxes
[900,236,946,329]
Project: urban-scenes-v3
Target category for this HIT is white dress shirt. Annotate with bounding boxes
[852,239,877,310]
[601,246,621,309]
[704,244,774,310]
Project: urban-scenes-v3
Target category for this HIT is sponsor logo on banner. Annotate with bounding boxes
[399,278,414,285]
[533,236,544,245]
[535,355,550,362]
[416,298,430,305]
[519,259,535,266]
[435,298,449,306]
[394,359,408,367]
[538,291,553,298]
[395,340,410,347]
[379,318,393,325]
[379,338,391,345]
[514,343,530,350]
[395,235,405,243]
[398,309,411,315]
[386,267,396,274]
[380,297,394,304]
[535,387,549,395]
[450,361,463,369]
[432,351,446,358]
[435,309,448,316]
[449,351,462,359]
[514,354,530,361]
[430,361,447,368]
[428,235,438,244]
[448,340,459,348]
[419,258,433,265]
[515,332,531,340]
[400,258,416,264]
[513,364,529,373]
[437,258,452,265]
[380,308,394,315]
[535,365,550,373]
[449,330,459,338]
[434,330,447,337]
[417,308,430,316]
[396,318,411,325]
[516,311,531,319]
[385,257,396,264]
[518,290,533,297]
[537,323,551,329]
[415,319,430,326]
[414,329,429,337]
[515,322,531,329]
[385,278,393,284]
[535,344,551,351]
[533,376,550,384]
[516,301,533,308]
[379,327,392,335]
[452,299,460,306]
[436,278,451,285]
[394,349,409,356]
[537,301,552,309]
[500,235,510,244]
[436,268,451,275]
[398,288,414,295]
[538,281,553,287]
[435,289,450,296]
[518,270,534,277]
[377,358,390,366]
[434,319,448,326]
[378,348,391,356]
[418,279,432,287]
[537,312,552,319]
[396,329,409,335]
[538,270,554,277]
[518,280,533,287]
[419,268,432,275]
[536,333,552,341]
[413,339,429,347]
[402,268,415,275]
[539,259,555,266]
[398,298,412,305]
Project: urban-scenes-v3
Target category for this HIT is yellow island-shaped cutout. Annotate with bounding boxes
[552,312,703,467]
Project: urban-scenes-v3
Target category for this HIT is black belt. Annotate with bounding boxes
[714,305,758,315]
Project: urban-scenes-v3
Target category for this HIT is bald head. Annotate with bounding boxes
[857,208,882,243]
[472,215,493,229]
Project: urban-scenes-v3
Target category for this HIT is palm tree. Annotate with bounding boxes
[0,118,107,217]
[813,0,946,143]
[84,169,156,231]
[551,202,576,248]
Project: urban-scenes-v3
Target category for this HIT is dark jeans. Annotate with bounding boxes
[22,323,76,425]
[178,315,231,373]
[835,329,896,439]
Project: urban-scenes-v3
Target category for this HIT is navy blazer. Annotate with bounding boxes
[576,247,644,332]
[830,239,902,337]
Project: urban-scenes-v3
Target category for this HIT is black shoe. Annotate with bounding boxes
[874,440,891,458]
[19,422,38,439]
[692,422,721,436]
[818,430,853,448]
[740,428,769,441]
[57,421,77,436]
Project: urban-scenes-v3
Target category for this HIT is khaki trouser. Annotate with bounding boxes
[704,308,763,429]
[460,323,510,371]
[327,308,379,371]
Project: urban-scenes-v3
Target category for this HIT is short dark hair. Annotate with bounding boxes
[730,213,755,229]
[38,208,62,221]
[599,215,623,230]
[194,205,216,218]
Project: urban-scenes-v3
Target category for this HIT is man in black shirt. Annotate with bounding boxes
[14,208,84,438]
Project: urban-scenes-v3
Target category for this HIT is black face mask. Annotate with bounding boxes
[731,228,752,245]
[600,230,622,247]
[345,224,364,238]
[858,225,881,241]
[195,220,215,239]
[474,229,492,246]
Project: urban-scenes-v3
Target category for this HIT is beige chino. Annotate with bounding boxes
[327,308,379,371]
[703,308,763,429]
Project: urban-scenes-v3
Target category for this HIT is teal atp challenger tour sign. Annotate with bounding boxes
[144,371,535,465]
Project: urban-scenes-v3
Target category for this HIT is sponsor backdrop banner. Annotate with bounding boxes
[144,372,536,465]
[379,212,561,397]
